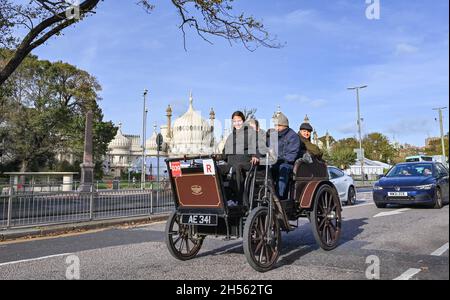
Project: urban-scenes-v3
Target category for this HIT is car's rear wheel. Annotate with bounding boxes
[433,188,443,209]
[346,186,356,206]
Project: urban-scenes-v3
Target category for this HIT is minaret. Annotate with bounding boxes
[209,107,216,147]
[313,130,319,146]
[326,131,331,150]
[166,104,172,139]
[272,105,281,123]
[209,107,215,128]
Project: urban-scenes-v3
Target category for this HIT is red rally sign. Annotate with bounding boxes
[170,162,182,177]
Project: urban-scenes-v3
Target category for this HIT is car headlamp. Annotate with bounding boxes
[415,184,434,190]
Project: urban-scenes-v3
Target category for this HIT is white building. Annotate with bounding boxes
[347,158,392,179]
[106,93,217,177]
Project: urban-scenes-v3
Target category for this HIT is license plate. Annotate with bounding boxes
[388,192,408,197]
[181,214,218,226]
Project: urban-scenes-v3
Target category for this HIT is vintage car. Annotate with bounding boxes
[164,154,342,272]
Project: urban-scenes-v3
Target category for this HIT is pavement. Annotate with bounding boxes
[0,192,448,280]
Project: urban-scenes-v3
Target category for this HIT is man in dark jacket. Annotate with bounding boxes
[271,113,301,200]
[298,122,323,163]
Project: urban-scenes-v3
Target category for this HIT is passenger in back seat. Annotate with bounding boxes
[298,122,324,163]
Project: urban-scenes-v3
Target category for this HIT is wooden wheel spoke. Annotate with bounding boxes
[178,237,185,253]
[185,237,191,253]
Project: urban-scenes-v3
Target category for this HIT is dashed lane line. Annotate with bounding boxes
[0,253,73,268]
[431,242,449,257]
[393,242,449,280]
[394,268,422,280]
[373,208,411,218]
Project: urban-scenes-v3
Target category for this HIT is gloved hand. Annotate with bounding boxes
[300,152,313,164]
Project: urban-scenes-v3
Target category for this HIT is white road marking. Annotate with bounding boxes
[431,242,449,256]
[344,203,374,209]
[373,208,411,218]
[0,253,72,268]
[394,268,421,280]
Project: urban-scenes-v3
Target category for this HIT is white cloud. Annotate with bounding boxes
[285,94,327,108]
[395,43,419,55]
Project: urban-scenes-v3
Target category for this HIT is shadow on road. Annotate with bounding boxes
[275,218,369,269]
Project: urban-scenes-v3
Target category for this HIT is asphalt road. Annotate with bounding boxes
[0,193,448,280]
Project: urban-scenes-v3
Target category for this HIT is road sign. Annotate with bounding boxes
[354,148,365,160]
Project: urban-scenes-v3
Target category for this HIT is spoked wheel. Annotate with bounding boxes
[243,207,282,272]
[165,211,204,261]
[311,184,342,251]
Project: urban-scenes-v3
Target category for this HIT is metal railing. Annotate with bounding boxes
[0,183,175,230]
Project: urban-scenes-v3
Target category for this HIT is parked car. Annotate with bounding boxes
[373,162,449,209]
[328,166,356,206]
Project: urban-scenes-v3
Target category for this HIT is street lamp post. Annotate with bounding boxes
[348,85,368,184]
[433,107,448,164]
[141,89,148,190]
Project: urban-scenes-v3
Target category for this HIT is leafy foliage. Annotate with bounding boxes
[0,53,117,176]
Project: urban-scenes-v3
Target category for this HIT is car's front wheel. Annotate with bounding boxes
[375,202,387,209]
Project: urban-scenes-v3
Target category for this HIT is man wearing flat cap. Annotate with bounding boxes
[298,122,324,162]
[271,112,301,200]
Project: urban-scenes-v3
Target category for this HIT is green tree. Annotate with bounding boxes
[1,54,116,175]
[362,133,396,163]
[425,136,449,157]
[0,0,279,84]
[325,138,358,170]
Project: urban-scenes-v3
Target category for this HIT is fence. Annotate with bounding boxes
[0,183,174,230]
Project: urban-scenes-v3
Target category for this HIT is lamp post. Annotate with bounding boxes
[433,107,448,164]
[141,89,148,190]
[348,85,367,184]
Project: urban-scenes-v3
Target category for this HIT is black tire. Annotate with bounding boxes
[243,206,282,273]
[165,211,204,261]
[310,184,342,251]
[347,186,356,206]
[375,202,387,209]
[433,188,443,209]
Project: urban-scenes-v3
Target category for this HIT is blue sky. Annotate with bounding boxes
[31,0,449,146]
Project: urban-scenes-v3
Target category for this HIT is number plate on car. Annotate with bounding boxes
[181,214,218,226]
[388,192,408,197]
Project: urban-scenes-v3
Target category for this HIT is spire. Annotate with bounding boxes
[153,122,157,134]
[272,105,281,119]
[209,107,215,120]
[304,115,310,124]
[189,91,194,110]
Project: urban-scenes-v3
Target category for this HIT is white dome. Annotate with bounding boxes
[146,131,158,151]
[171,94,213,155]
[110,125,131,150]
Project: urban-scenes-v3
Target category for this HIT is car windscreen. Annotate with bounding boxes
[386,164,434,177]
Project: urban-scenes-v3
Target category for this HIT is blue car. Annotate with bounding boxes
[373,162,449,209]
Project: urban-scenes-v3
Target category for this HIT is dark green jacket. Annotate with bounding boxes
[299,136,323,159]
